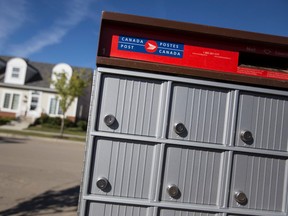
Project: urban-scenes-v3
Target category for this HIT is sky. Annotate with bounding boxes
[0,0,288,69]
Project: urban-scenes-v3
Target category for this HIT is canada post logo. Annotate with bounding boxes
[118,36,184,58]
[145,40,158,53]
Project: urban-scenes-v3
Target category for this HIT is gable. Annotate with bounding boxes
[4,58,27,85]
[50,63,73,89]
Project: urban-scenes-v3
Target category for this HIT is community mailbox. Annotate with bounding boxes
[78,12,288,216]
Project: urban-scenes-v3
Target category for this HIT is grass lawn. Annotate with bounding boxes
[0,116,87,142]
[0,128,86,142]
[26,125,87,136]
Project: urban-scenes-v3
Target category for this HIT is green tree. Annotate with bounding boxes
[51,69,91,137]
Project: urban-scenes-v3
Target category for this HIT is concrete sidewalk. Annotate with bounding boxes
[0,119,30,130]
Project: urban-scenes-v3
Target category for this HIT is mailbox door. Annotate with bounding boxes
[236,92,288,151]
[168,83,232,144]
[97,74,163,137]
[90,138,156,199]
[161,145,223,205]
[159,209,222,216]
[230,153,287,212]
[86,202,151,216]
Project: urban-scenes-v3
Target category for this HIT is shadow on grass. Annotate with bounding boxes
[0,185,80,216]
[0,137,27,144]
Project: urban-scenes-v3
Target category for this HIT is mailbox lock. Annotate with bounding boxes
[234,191,248,205]
[167,184,180,198]
[240,130,253,143]
[174,123,186,135]
[96,177,109,190]
[104,114,116,127]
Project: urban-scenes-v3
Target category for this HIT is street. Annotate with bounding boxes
[0,134,85,216]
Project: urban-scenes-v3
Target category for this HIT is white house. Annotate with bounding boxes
[0,56,92,123]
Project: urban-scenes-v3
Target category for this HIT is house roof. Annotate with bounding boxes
[0,56,92,90]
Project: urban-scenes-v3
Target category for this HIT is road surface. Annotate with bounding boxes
[0,134,85,216]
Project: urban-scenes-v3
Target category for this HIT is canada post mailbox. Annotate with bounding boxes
[78,12,288,216]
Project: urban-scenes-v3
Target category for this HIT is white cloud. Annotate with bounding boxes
[0,0,28,50]
[9,26,67,57]
[7,0,94,57]
[58,0,93,26]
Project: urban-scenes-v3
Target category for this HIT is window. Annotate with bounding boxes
[30,97,38,110]
[3,94,11,108]
[11,67,20,78]
[4,58,27,85]
[49,98,63,115]
[30,91,40,111]
[2,93,20,110]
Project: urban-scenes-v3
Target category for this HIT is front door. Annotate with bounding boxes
[27,91,41,119]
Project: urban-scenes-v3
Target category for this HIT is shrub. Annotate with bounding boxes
[77,120,87,131]
[32,114,49,126]
[64,118,75,127]
[0,117,14,125]
[32,118,41,126]
[33,115,75,128]
[47,117,62,126]
[40,114,50,124]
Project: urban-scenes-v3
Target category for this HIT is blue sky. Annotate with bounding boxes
[1,0,288,69]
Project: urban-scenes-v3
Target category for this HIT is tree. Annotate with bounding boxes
[51,69,91,137]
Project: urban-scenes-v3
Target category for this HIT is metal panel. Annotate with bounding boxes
[90,138,156,199]
[97,74,163,137]
[161,145,223,205]
[168,83,231,144]
[159,209,220,216]
[227,215,254,216]
[236,92,288,151]
[80,68,288,216]
[86,202,150,216]
[230,153,287,212]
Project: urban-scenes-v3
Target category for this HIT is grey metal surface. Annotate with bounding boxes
[97,74,163,137]
[168,83,232,144]
[89,138,156,199]
[236,92,288,151]
[79,67,288,216]
[159,209,220,216]
[230,153,287,212]
[98,67,288,97]
[161,146,223,205]
[86,202,150,216]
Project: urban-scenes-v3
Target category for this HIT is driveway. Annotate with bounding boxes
[0,134,85,216]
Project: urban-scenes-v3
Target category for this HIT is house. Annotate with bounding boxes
[0,56,92,123]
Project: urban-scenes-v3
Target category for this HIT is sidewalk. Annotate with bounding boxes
[0,119,30,130]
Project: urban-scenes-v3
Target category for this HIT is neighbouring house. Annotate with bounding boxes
[0,56,92,123]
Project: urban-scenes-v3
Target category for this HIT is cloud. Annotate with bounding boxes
[9,26,67,57]
[7,0,94,57]
[0,0,28,50]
